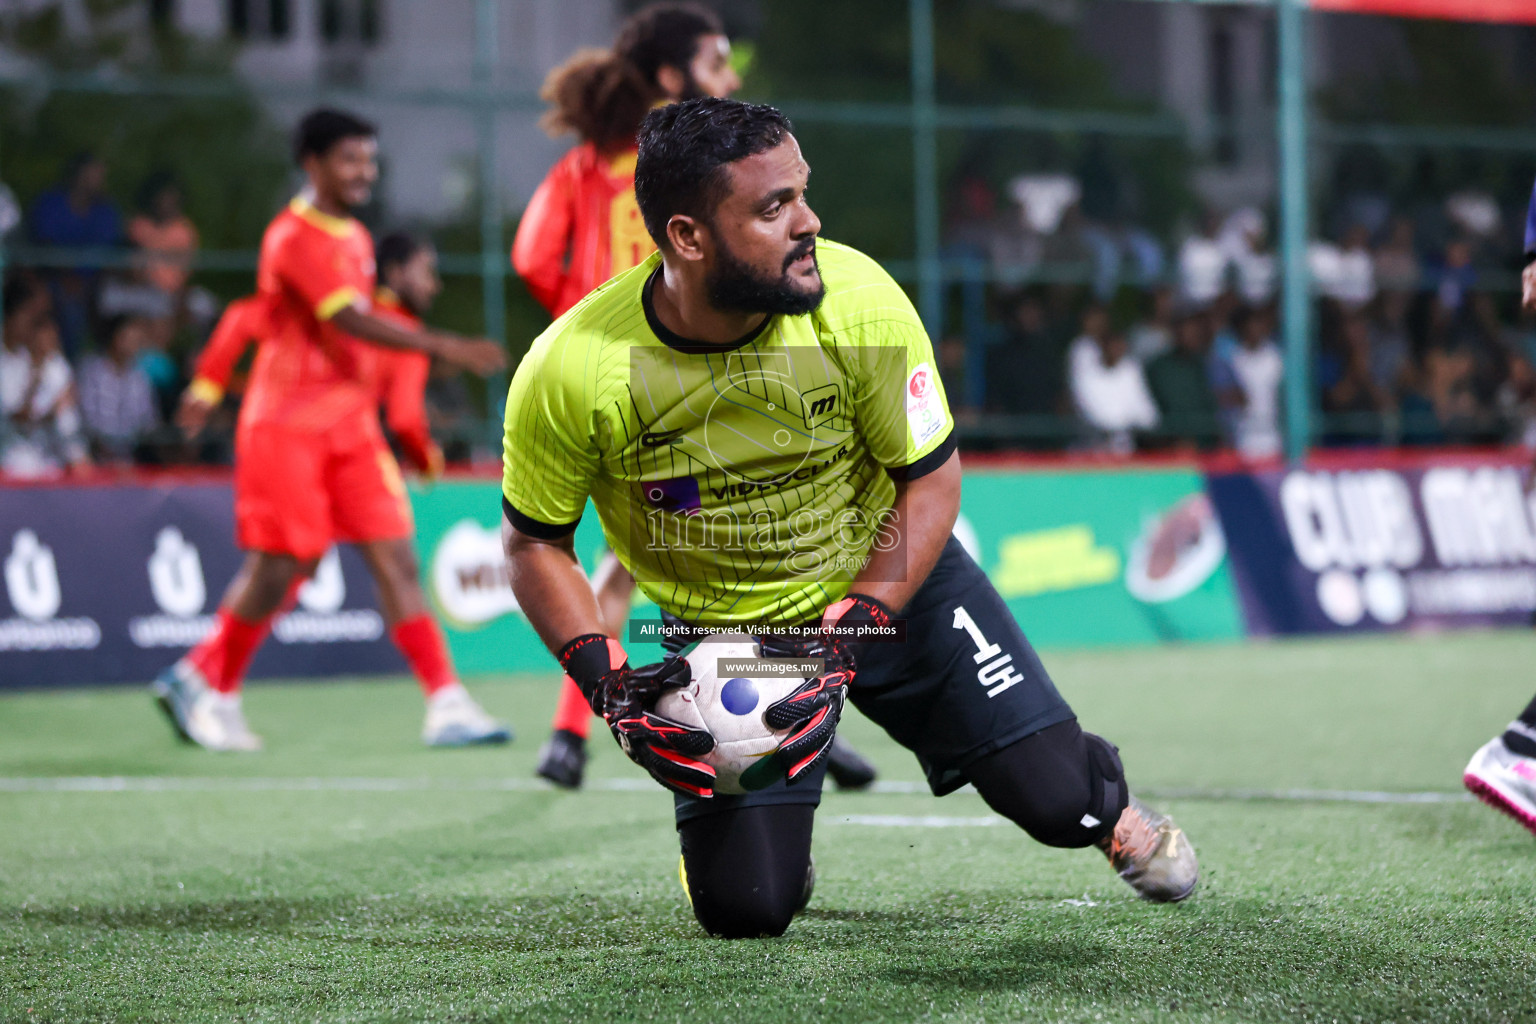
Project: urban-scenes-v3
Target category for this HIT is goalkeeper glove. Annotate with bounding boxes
[762,594,893,784]
[558,634,717,798]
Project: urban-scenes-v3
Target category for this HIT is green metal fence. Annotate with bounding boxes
[3,0,1533,462]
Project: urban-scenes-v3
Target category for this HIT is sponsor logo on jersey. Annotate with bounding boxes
[905,362,945,447]
[705,444,851,501]
[643,476,703,513]
[801,384,840,428]
[640,427,688,448]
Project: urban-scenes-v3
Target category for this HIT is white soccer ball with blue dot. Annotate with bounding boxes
[656,632,802,795]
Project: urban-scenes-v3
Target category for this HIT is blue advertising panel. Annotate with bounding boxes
[1209,455,1536,635]
[0,481,403,689]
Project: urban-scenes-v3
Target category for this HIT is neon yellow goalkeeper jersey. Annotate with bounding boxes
[501,239,955,626]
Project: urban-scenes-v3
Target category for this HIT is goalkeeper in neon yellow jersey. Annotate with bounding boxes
[502,97,1199,938]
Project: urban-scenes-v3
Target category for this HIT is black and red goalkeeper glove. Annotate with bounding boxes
[762,594,893,784]
[558,634,717,798]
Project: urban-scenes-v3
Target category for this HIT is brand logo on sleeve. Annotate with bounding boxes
[905,363,944,446]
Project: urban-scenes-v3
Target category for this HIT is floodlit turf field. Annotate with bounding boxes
[4,631,1536,1023]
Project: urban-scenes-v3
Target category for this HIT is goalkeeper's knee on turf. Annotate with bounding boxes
[965,720,1128,848]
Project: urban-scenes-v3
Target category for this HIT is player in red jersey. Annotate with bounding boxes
[154,108,508,752]
[365,231,448,483]
[515,4,731,787]
[512,3,739,320]
[511,5,878,792]
[179,238,445,479]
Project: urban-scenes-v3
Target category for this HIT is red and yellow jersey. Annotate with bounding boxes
[243,195,378,432]
[511,142,656,318]
[185,294,269,406]
[369,289,438,474]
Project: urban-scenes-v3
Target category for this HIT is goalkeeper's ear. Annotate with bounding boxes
[665,213,706,262]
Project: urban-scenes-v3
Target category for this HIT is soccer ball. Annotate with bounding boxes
[655,632,803,795]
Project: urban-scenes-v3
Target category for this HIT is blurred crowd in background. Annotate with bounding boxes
[939,165,1536,457]
[4,141,1535,480]
[0,153,479,480]
[4,0,1536,479]
[4,146,1535,479]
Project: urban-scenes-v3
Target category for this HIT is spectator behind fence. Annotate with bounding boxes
[1370,290,1414,401]
[1430,236,1479,323]
[1,276,90,478]
[78,314,160,464]
[937,335,968,416]
[1374,216,1420,292]
[1213,306,1283,460]
[127,173,199,300]
[1311,224,1376,311]
[1222,208,1277,306]
[1145,309,1220,450]
[425,357,476,463]
[1178,211,1227,306]
[104,173,210,358]
[136,313,184,421]
[1402,339,1478,446]
[986,289,1067,419]
[1496,348,1536,449]
[1128,285,1175,363]
[1320,311,1394,444]
[1067,306,1158,454]
[27,152,122,359]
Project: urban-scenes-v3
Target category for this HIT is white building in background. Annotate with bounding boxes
[170,0,622,222]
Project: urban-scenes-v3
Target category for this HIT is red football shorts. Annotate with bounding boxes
[234,417,412,560]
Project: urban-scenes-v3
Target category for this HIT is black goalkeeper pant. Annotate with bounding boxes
[672,537,1130,939]
[679,718,1123,939]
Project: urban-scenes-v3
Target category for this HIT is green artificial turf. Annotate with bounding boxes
[3,631,1535,1023]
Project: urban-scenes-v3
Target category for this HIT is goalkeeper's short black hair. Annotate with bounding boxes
[293,107,377,164]
[376,231,426,278]
[635,97,793,247]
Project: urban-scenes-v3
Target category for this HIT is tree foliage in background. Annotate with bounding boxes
[0,0,290,256]
[1323,20,1536,129]
[743,0,1192,261]
[1316,17,1536,247]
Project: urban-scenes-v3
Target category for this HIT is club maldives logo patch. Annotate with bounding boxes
[905,363,944,447]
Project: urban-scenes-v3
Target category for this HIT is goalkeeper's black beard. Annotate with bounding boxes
[706,237,825,317]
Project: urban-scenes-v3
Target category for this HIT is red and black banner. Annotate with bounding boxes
[1311,0,1536,25]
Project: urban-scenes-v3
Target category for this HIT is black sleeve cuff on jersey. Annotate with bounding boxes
[502,496,580,540]
[886,430,957,483]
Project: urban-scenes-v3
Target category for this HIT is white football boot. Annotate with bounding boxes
[151,660,208,744]
[422,684,513,747]
[153,662,263,752]
[196,692,265,752]
[1098,796,1199,902]
[1464,737,1536,837]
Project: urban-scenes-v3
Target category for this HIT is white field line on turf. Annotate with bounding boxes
[0,776,1473,806]
[830,814,1005,828]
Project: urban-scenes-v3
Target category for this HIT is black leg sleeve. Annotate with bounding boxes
[963,718,1128,848]
[678,804,815,939]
